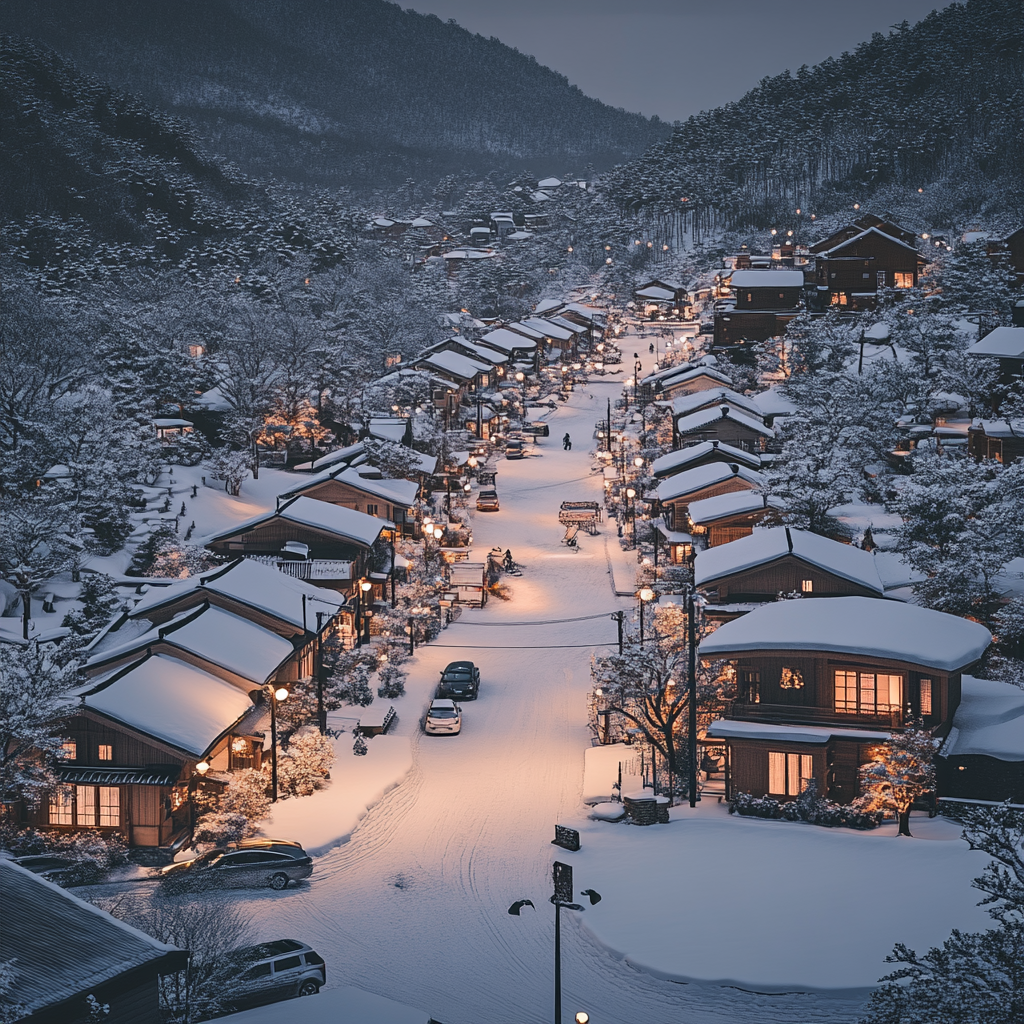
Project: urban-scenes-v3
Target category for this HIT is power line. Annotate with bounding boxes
[451,612,620,626]
[425,642,617,650]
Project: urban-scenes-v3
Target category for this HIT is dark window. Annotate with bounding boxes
[741,670,760,703]
[243,963,272,980]
[273,956,303,973]
[303,952,325,966]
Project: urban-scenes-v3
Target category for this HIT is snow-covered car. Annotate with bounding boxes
[424,699,462,735]
[505,439,525,460]
[159,838,312,892]
[221,939,326,1010]
[437,661,480,700]
[476,489,500,511]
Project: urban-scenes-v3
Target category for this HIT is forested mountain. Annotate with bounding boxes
[0,0,668,188]
[603,0,1023,235]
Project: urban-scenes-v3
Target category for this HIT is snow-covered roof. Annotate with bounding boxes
[462,340,509,364]
[208,496,389,549]
[694,527,884,593]
[546,315,587,334]
[660,366,734,391]
[411,216,433,228]
[83,654,257,756]
[280,465,418,506]
[538,176,561,188]
[672,388,763,420]
[864,323,892,342]
[652,441,761,478]
[86,604,295,685]
[636,286,676,301]
[699,596,992,672]
[688,491,774,525]
[0,860,185,1015]
[707,719,891,744]
[521,317,574,341]
[442,248,495,260]
[676,405,773,438]
[941,675,1024,761]
[129,558,343,630]
[821,225,922,257]
[505,321,547,340]
[750,387,798,419]
[974,418,1024,439]
[193,385,232,412]
[967,326,1024,360]
[657,462,764,503]
[419,350,493,380]
[367,417,410,443]
[480,327,538,353]
[729,270,805,288]
[642,361,694,387]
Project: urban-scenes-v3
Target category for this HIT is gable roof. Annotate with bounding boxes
[81,653,257,756]
[279,464,418,507]
[688,490,776,525]
[820,225,922,257]
[657,462,765,503]
[676,405,773,439]
[699,596,991,672]
[672,387,763,420]
[85,603,296,684]
[651,440,761,478]
[128,558,343,630]
[694,526,884,593]
[480,327,538,352]
[967,326,1024,360]
[941,675,1024,761]
[418,350,494,381]
[729,270,805,289]
[659,366,734,392]
[520,316,574,341]
[0,860,186,1015]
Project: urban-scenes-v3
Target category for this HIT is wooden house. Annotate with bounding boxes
[519,317,577,361]
[713,310,800,352]
[694,527,884,607]
[674,403,774,453]
[657,366,735,401]
[987,226,1024,285]
[687,491,780,547]
[278,464,420,538]
[415,349,495,395]
[672,387,764,424]
[701,597,992,803]
[728,270,804,311]
[966,325,1024,386]
[205,496,391,595]
[26,653,265,850]
[938,675,1024,804]
[1,860,187,1023]
[479,326,539,365]
[651,439,761,481]
[657,462,765,531]
[813,226,926,309]
[967,418,1024,465]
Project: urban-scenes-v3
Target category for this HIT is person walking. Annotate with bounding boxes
[562,432,572,451]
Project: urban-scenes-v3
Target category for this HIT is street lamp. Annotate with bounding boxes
[509,862,601,1024]
[638,586,655,644]
[515,371,526,423]
[359,578,373,644]
[626,486,636,545]
[263,684,289,802]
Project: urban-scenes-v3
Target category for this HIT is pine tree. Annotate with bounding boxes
[858,728,937,837]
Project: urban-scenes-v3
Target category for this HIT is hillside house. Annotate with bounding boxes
[966,325,1024,386]
[651,439,762,480]
[657,462,765,531]
[813,226,926,309]
[702,597,992,803]
[967,418,1024,465]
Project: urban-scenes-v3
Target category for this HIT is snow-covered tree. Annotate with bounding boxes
[361,438,421,479]
[858,727,938,837]
[276,729,335,797]
[939,240,1017,323]
[206,448,250,496]
[61,573,123,638]
[376,661,407,700]
[0,641,78,802]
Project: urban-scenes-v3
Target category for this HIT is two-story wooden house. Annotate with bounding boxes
[812,226,926,309]
[205,496,391,595]
[688,491,780,547]
[694,527,885,618]
[966,325,1024,387]
[713,269,804,352]
[702,597,992,804]
[651,439,762,481]
[657,462,765,531]
[674,403,774,453]
[278,464,420,538]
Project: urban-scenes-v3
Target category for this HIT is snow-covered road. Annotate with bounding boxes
[204,377,867,1023]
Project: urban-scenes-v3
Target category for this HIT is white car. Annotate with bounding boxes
[424,699,462,735]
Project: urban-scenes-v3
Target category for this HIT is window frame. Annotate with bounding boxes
[834,668,902,715]
[768,751,813,796]
[97,743,113,762]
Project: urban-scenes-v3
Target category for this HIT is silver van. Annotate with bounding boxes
[223,939,326,1010]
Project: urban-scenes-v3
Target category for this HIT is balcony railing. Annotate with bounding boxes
[725,700,903,730]
[245,555,353,581]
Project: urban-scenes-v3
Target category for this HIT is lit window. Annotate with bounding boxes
[76,785,97,826]
[59,740,77,761]
[835,670,902,714]
[801,579,813,593]
[49,787,74,825]
[862,272,871,279]
[920,679,933,716]
[99,787,120,827]
[97,744,113,761]
[741,670,760,703]
[780,667,804,689]
[894,272,913,289]
[366,504,379,516]
[768,752,813,795]
[188,343,205,358]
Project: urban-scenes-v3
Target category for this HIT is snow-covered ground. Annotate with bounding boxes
[175,369,884,1023]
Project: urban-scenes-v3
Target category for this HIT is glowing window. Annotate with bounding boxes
[768,752,813,795]
[920,679,933,716]
[780,667,804,690]
[49,787,74,825]
[894,272,914,289]
[801,579,813,593]
[76,786,97,826]
[97,744,113,761]
[99,787,120,827]
[59,740,77,761]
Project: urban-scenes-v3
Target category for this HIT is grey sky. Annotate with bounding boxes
[408,0,946,122]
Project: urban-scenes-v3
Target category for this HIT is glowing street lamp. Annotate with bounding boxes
[264,683,289,802]
[638,586,655,644]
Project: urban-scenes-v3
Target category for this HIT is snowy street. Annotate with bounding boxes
[202,375,868,1024]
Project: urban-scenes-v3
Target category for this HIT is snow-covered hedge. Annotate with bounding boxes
[729,785,882,830]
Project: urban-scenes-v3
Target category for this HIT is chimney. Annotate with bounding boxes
[720,405,730,419]
[729,463,739,474]
[785,526,793,553]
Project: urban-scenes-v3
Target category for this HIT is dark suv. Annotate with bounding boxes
[437,661,480,700]
[221,939,325,1010]
[159,838,312,892]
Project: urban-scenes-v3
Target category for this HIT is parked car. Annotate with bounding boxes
[476,489,500,511]
[221,939,326,1010]
[505,439,525,460]
[10,854,85,885]
[159,838,312,892]
[437,661,480,700]
[522,421,550,437]
[424,698,462,735]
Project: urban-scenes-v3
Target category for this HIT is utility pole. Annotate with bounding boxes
[316,611,326,735]
[606,396,611,453]
[688,586,698,808]
[613,610,624,654]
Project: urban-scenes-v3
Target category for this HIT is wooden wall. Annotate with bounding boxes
[706,555,880,602]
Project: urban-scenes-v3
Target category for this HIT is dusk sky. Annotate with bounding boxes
[409,0,946,122]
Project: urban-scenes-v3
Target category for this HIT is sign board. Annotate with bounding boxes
[552,825,580,852]
[553,861,574,905]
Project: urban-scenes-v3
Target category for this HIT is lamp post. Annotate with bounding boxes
[515,371,526,424]
[359,578,373,645]
[509,862,601,1024]
[263,684,289,802]
[638,586,655,644]
[625,487,636,546]
[688,584,698,808]
[633,354,642,405]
